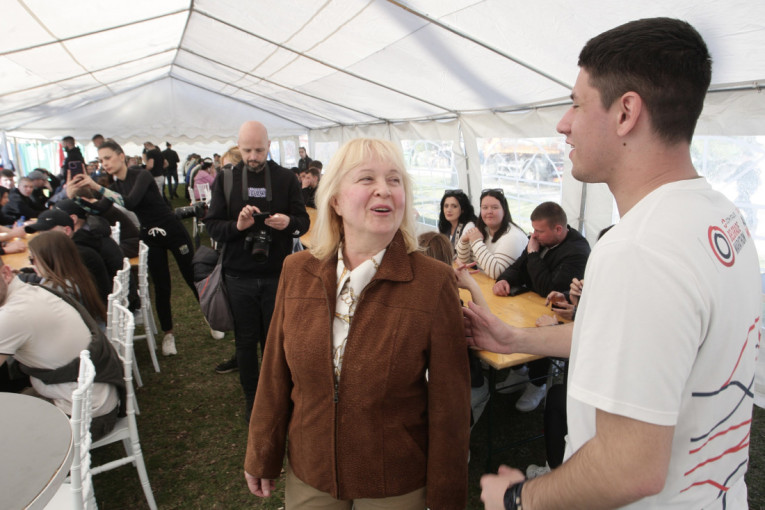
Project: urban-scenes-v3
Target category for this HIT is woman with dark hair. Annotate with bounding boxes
[456,188,526,279]
[27,231,107,326]
[437,189,477,256]
[67,138,198,356]
[191,160,216,201]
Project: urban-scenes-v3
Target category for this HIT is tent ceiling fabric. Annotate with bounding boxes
[1,0,764,143]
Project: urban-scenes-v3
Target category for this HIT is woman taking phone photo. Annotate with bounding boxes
[68,138,197,356]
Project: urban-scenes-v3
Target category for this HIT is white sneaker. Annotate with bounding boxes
[496,367,529,394]
[515,383,547,412]
[210,328,225,340]
[526,462,551,479]
[162,333,177,356]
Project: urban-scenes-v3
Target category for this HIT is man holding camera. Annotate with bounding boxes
[204,121,309,421]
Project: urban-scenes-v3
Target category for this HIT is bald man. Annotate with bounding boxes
[204,121,310,421]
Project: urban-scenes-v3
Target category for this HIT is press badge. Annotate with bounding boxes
[248,187,266,198]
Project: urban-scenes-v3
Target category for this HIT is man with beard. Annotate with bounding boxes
[204,121,309,421]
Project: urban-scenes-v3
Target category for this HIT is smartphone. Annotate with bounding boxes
[68,161,84,177]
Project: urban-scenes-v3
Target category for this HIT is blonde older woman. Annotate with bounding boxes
[244,138,470,510]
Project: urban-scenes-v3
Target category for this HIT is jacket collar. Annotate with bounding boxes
[306,230,414,292]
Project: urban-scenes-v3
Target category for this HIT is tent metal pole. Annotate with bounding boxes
[195,10,456,116]
[578,183,587,234]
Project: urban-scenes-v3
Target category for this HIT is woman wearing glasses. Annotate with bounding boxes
[438,189,477,257]
[456,188,526,279]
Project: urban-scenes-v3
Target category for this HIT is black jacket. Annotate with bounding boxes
[2,188,45,221]
[204,160,309,277]
[496,226,591,297]
[72,217,125,281]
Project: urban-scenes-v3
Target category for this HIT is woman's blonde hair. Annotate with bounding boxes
[311,138,418,260]
[221,146,242,166]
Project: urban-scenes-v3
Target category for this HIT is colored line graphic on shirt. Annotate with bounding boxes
[680,316,758,502]
[689,419,752,455]
[685,431,750,476]
[690,376,752,443]
[708,226,735,267]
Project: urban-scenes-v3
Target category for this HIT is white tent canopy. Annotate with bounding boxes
[2,0,765,239]
[2,0,764,144]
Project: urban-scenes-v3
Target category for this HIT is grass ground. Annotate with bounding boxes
[91,190,765,509]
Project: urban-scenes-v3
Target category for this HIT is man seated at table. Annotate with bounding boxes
[2,177,46,223]
[0,259,123,440]
[55,199,125,280]
[492,201,590,412]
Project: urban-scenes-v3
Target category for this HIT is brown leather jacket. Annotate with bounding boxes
[245,231,470,509]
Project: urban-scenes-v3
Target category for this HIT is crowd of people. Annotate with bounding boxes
[0,16,762,510]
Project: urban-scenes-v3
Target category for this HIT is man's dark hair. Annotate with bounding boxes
[91,134,103,142]
[1,169,14,178]
[166,142,172,148]
[301,167,320,178]
[308,160,323,170]
[62,135,75,144]
[530,201,567,228]
[578,17,712,143]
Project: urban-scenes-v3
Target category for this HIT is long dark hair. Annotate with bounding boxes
[438,190,477,235]
[476,189,522,243]
[28,231,106,322]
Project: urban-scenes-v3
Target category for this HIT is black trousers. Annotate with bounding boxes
[224,272,278,420]
[166,169,178,197]
[142,220,198,332]
[544,383,567,468]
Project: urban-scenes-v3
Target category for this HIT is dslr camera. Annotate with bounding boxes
[174,202,206,220]
[243,212,272,264]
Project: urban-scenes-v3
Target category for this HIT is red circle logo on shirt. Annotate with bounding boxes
[708,226,735,267]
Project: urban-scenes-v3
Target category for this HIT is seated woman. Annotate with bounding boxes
[456,188,526,279]
[438,189,477,258]
[192,160,216,201]
[419,231,491,428]
[27,230,107,329]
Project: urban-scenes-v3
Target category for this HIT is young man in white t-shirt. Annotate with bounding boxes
[465,18,761,510]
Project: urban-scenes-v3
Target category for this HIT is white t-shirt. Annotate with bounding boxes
[567,178,760,509]
[0,278,119,417]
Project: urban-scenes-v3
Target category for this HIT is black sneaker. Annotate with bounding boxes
[215,357,238,374]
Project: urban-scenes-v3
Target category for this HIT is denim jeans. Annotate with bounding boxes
[224,272,279,420]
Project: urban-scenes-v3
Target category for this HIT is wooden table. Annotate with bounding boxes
[0,233,137,270]
[1,233,31,271]
[0,393,74,509]
[459,271,554,368]
[459,271,564,468]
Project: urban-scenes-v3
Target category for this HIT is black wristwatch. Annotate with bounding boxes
[504,481,525,510]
